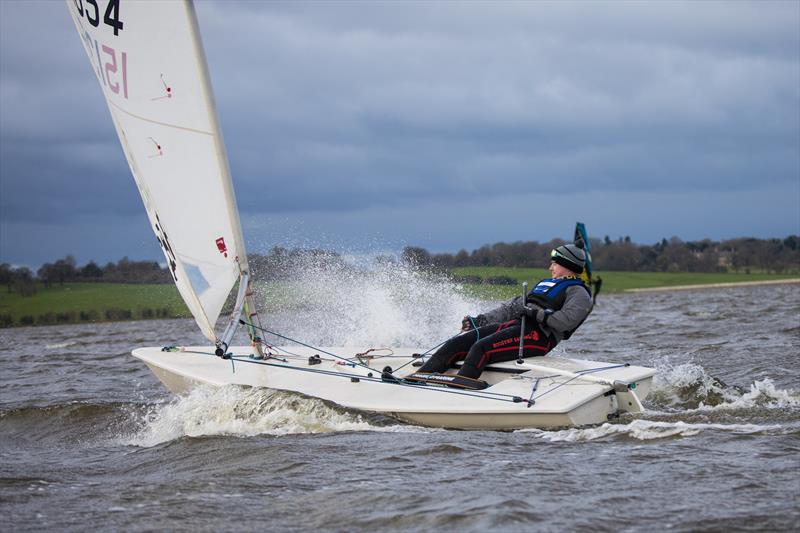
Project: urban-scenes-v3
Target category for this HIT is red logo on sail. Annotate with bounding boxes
[215,237,228,258]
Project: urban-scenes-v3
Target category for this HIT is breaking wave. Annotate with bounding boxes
[120,386,421,448]
[647,362,799,411]
[516,361,799,442]
[519,419,787,442]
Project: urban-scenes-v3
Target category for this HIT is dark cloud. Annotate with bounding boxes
[1,0,798,267]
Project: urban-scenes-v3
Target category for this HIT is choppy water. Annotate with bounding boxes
[1,281,799,532]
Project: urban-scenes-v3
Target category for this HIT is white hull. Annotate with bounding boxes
[134,345,656,430]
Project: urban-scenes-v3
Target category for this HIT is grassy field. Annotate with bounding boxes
[1,269,798,327]
[452,267,800,300]
[0,283,189,327]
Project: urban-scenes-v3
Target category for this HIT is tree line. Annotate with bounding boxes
[0,256,173,295]
[2,235,798,297]
[402,235,800,274]
[0,249,346,296]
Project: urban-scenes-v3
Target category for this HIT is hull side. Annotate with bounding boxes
[391,383,629,430]
[135,346,654,430]
[145,362,203,394]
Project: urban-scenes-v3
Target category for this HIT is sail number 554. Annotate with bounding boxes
[73,0,124,36]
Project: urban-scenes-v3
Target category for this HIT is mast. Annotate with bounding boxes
[183,2,265,355]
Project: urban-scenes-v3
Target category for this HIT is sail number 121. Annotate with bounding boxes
[73,0,124,36]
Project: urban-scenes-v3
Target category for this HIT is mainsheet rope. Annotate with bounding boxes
[240,319,464,376]
[238,319,385,374]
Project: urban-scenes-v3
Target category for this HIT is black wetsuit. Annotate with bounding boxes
[418,277,592,380]
[418,319,553,379]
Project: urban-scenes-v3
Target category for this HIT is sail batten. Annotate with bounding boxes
[66,0,247,341]
[106,97,215,136]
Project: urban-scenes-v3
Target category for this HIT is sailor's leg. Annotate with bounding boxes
[417,324,499,374]
[457,322,552,379]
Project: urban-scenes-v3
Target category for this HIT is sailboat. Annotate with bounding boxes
[66,0,655,429]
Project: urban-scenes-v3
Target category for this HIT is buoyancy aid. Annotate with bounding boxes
[526,277,591,339]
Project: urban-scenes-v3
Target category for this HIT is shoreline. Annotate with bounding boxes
[625,278,800,293]
[2,277,799,328]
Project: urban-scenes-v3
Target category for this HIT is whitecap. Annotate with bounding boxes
[647,362,798,411]
[45,341,76,349]
[694,378,800,411]
[518,419,784,442]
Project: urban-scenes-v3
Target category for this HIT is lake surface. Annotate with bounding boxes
[1,283,799,532]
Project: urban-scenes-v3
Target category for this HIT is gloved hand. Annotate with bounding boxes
[461,316,476,331]
[520,305,551,324]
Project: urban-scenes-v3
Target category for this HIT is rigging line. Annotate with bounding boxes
[183,348,290,364]
[530,374,583,402]
[528,366,626,402]
[469,316,480,341]
[527,377,541,406]
[574,363,629,374]
[353,348,394,358]
[524,363,632,403]
[520,363,631,403]
[391,333,461,373]
[391,320,521,374]
[264,344,314,359]
[347,355,427,359]
[267,344,359,365]
[217,355,524,404]
[240,320,390,375]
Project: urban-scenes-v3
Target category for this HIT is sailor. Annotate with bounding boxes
[414,244,593,387]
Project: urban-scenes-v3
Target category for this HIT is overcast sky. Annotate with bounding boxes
[1,0,798,268]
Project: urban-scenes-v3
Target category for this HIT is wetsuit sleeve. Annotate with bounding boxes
[541,285,592,341]
[477,295,528,325]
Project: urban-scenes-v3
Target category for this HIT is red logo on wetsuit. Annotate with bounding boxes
[491,329,539,349]
[215,237,228,258]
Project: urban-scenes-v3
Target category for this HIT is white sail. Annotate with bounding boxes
[65,0,248,341]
